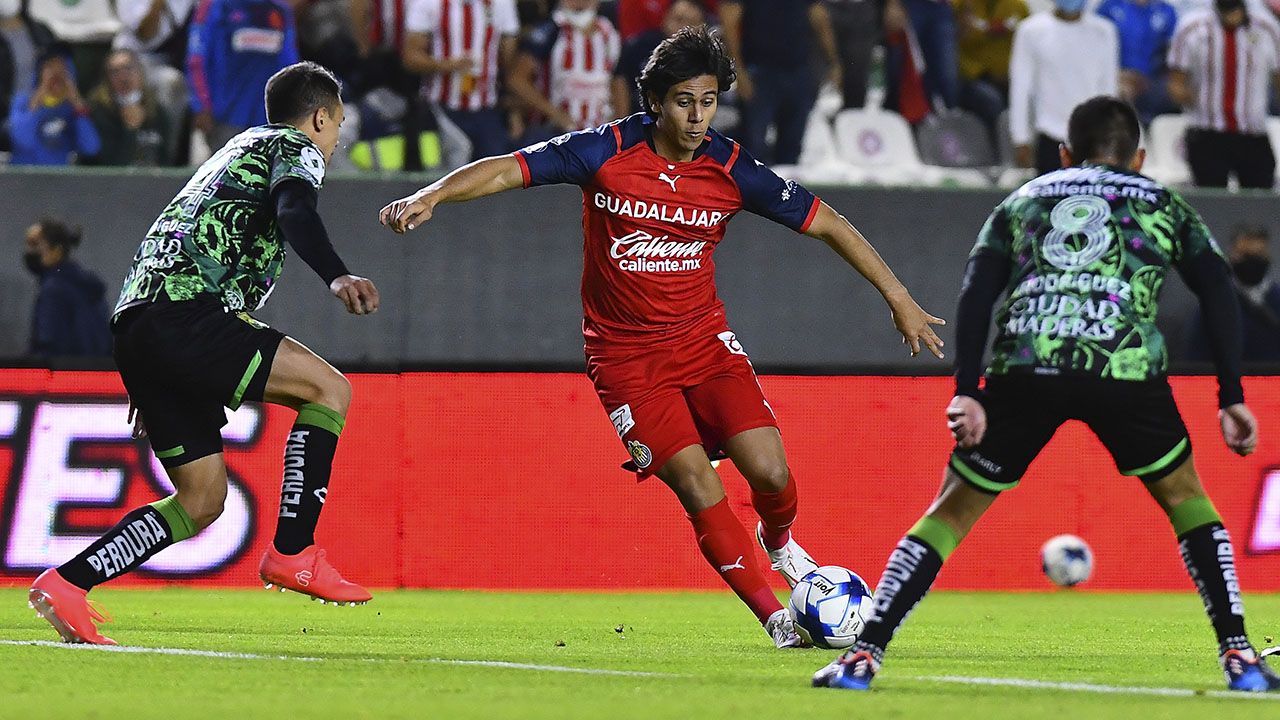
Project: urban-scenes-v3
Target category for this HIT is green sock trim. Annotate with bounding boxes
[1169,496,1222,536]
[1122,437,1190,477]
[907,516,961,561]
[154,445,185,460]
[228,350,264,410]
[149,495,197,542]
[297,403,345,436]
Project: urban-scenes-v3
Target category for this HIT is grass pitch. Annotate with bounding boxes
[1,588,1278,719]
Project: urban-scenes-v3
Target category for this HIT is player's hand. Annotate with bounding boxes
[887,290,946,358]
[330,274,380,315]
[1219,403,1258,457]
[379,190,435,234]
[947,395,987,449]
[127,402,147,440]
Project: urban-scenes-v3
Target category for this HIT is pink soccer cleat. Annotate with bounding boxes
[259,545,372,606]
[28,569,116,645]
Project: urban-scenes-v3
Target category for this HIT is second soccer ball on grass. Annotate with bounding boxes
[1041,534,1094,587]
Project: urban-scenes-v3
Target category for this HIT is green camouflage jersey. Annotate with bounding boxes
[974,163,1222,381]
[114,125,327,316]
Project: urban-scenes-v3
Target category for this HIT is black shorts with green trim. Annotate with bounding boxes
[113,298,285,468]
[949,374,1192,494]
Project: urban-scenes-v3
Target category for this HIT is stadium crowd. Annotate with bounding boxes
[1,0,1279,188]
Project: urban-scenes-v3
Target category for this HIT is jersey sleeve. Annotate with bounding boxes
[1170,193,1224,266]
[513,124,618,187]
[519,21,558,61]
[971,201,1015,258]
[269,133,327,192]
[728,145,820,232]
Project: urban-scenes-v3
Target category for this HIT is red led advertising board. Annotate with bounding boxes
[0,371,1277,592]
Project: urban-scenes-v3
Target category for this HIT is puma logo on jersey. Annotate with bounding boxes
[658,172,681,192]
[719,555,746,573]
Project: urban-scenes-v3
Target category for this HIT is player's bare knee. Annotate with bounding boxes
[318,371,351,415]
[747,461,790,493]
[179,484,227,531]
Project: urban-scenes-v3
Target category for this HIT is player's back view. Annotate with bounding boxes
[28,62,380,645]
[815,96,1280,692]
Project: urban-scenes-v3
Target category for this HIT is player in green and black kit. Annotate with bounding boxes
[28,62,380,645]
[814,97,1280,692]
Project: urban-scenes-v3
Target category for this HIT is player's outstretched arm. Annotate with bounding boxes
[804,201,947,358]
[379,155,525,234]
[274,179,380,315]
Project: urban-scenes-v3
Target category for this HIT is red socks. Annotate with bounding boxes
[751,474,798,551]
[689,498,782,623]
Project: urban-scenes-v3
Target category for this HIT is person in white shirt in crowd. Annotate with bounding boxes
[508,0,622,142]
[1009,0,1119,175]
[27,0,121,92]
[1168,0,1280,189]
[402,0,520,160]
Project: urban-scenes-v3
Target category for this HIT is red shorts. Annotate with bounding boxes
[586,326,778,478]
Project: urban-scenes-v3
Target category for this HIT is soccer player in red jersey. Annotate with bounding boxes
[381,27,945,647]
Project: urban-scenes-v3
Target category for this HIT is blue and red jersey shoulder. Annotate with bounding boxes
[514,114,821,233]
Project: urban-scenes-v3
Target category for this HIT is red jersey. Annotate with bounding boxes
[513,113,820,347]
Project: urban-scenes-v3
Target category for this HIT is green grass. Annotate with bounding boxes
[0,588,1277,718]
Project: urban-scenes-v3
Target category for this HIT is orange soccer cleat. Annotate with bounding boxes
[259,545,371,606]
[28,569,117,645]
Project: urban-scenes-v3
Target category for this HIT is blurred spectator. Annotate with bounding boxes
[1009,0,1118,174]
[0,3,54,144]
[27,0,121,93]
[902,0,961,109]
[23,218,111,358]
[618,0,668,39]
[113,0,193,162]
[1168,0,1280,189]
[1097,0,1177,123]
[86,49,173,166]
[721,0,841,165]
[295,0,361,85]
[8,47,101,165]
[403,0,520,160]
[823,0,884,109]
[613,0,704,115]
[954,0,1028,129]
[1185,224,1280,362]
[187,0,300,149]
[510,0,622,139]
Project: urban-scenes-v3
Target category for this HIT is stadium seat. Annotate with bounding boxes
[832,108,989,187]
[1142,114,1192,187]
[794,111,868,185]
[917,110,996,168]
[1268,117,1280,182]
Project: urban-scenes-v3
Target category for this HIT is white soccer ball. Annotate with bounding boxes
[1041,534,1093,587]
[787,565,874,649]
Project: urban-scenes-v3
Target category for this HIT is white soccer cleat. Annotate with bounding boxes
[756,522,819,588]
[765,608,808,649]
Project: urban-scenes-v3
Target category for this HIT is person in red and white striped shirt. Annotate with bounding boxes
[402,0,521,158]
[1168,0,1280,188]
[508,0,626,140]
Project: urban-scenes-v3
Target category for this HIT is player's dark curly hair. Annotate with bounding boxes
[1067,96,1140,164]
[35,217,82,253]
[265,61,342,124]
[636,25,735,117]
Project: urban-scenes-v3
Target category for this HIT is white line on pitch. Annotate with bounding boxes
[0,639,674,677]
[906,674,1280,701]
